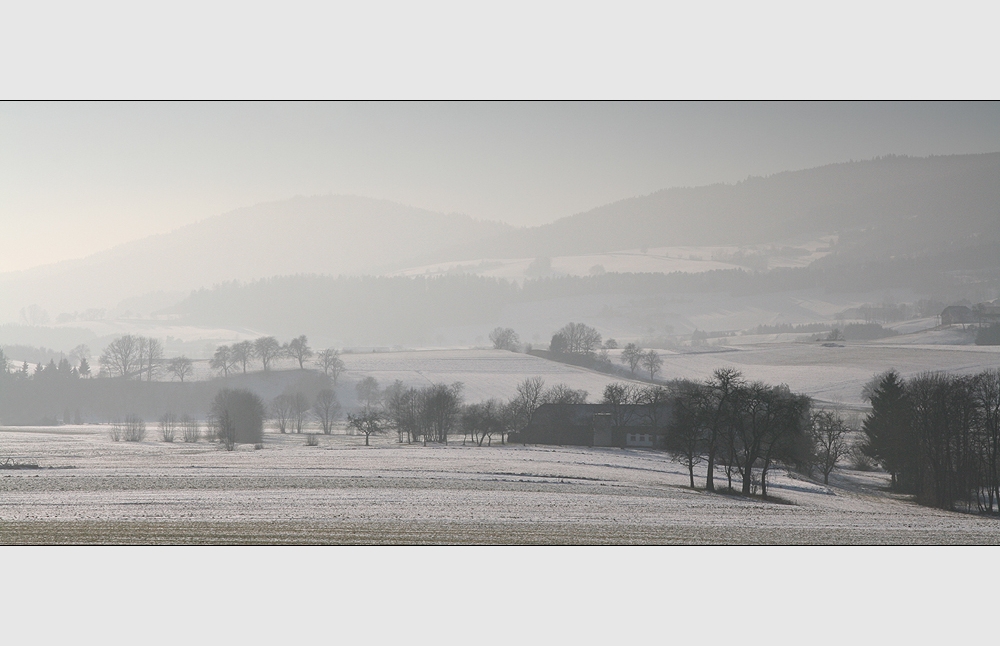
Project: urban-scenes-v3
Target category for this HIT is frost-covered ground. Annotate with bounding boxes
[645,342,1000,405]
[338,349,637,403]
[2,425,999,544]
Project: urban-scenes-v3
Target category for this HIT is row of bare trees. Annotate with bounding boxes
[861,369,1000,511]
[210,336,345,381]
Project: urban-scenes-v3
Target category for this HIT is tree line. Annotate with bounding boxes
[861,369,1000,511]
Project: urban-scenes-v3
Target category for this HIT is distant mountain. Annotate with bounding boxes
[0,195,511,321]
[416,153,1000,265]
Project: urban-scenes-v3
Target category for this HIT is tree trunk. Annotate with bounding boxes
[365,434,370,446]
[689,462,695,489]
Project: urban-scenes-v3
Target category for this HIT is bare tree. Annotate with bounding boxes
[99,334,142,379]
[210,388,266,449]
[489,327,520,351]
[272,394,294,433]
[541,383,588,404]
[210,345,235,377]
[554,322,602,356]
[287,335,313,369]
[602,382,641,427]
[136,337,163,382]
[356,376,381,410]
[508,376,546,431]
[254,336,282,372]
[641,349,663,380]
[811,410,852,484]
[348,408,386,446]
[231,340,254,374]
[292,392,309,433]
[620,343,643,375]
[314,389,341,435]
[167,356,193,382]
[316,348,346,384]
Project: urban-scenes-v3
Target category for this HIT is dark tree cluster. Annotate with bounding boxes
[861,369,1000,512]
[666,369,812,496]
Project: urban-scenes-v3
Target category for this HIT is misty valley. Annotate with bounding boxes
[3,153,1000,544]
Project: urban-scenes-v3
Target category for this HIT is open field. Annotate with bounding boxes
[2,425,999,544]
[608,341,1000,406]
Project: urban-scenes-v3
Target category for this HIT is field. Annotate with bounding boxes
[610,341,1000,406]
[2,425,1000,545]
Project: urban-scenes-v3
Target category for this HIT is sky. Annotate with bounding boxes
[2,101,999,274]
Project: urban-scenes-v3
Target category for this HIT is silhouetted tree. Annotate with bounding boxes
[210,388,265,449]
[356,376,381,410]
[167,356,193,382]
[811,410,851,484]
[231,340,254,374]
[348,408,386,445]
[314,389,341,435]
[100,334,142,379]
[287,335,313,369]
[210,345,235,377]
[316,348,345,383]
[641,349,662,380]
[254,336,282,372]
[621,343,643,375]
[489,327,520,351]
[272,394,293,434]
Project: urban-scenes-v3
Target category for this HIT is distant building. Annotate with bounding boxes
[509,403,672,448]
[941,305,973,326]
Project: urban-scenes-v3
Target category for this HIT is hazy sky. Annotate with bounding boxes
[2,101,999,273]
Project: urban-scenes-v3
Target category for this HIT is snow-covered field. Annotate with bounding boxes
[650,342,1000,405]
[338,349,635,403]
[1,425,997,544]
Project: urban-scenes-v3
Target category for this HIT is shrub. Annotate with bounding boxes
[181,415,200,443]
[159,412,177,442]
[122,414,146,442]
[305,434,319,446]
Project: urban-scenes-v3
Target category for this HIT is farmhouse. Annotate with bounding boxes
[510,403,672,448]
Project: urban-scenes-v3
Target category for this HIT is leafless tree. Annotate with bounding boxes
[508,376,546,431]
[136,337,163,382]
[553,322,602,356]
[641,349,663,380]
[254,336,282,372]
[167,356,193,382]
[348,408,387,446]
[231,340,254,374]
[489,327,520,351]
[292,392,309,433]
[541,383,588,404]
[210,388,266,449]
[100,334,142,379]
[356,376,381,410]
[314,389,341,435]
[621,343,643,375]
[272,394,294,433]
[287,335,313,369]
[602,382,641,427]
[210,345,235,377]
[316,348,346,384]
[811,410,851,484]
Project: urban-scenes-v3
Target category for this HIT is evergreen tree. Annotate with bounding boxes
[862,370,913,490]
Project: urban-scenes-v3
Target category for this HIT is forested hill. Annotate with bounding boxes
[166,251,997,345]
[418,153,1000,264]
